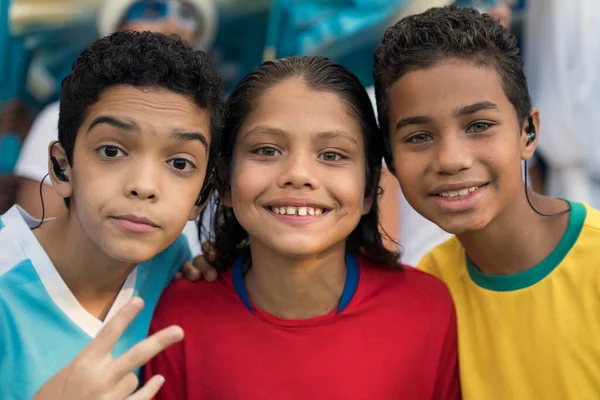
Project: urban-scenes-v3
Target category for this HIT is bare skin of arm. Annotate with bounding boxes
[15,178,67,219]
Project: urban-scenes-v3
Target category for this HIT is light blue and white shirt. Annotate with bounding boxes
[0,205,191,399]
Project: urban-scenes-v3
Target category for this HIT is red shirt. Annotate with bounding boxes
[146,255,460,399]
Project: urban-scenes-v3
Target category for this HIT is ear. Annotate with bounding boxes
[47,141,73,199]
[362,192,374,215]
[520,108,540,161]
[187,204,203,221]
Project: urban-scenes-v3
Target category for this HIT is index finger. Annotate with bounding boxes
[91,297,145,355]
[114,325,184,375]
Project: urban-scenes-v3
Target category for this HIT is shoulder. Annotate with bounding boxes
[357,255,454,314]
[569,203,600,259]
[0,209,33,278]
[582,204,600,234]
[417,236,464,279]
[152,271,236,325]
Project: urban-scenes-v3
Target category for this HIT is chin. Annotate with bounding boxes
[435,215,491,235]
[103,239,167,264]
[265,240,330,260]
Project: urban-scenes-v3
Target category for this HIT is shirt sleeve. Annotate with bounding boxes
[144,293,188,400]
[13,101,60,183]
[432,299,461,400]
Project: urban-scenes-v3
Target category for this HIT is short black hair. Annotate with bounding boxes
[58,30,223,206]
[210,56,400,270]
[374,5,531,170]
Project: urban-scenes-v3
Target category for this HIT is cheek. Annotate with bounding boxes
[71,166,115,208]
[391,153,424,195]
[229,163,264,217]
[328,170,367,212]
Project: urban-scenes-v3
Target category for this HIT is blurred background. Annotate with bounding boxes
[1,0,598,265]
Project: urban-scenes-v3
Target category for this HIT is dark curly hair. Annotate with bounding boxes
[58,30,223,206]
[208,56,400,271]
[373,5,532,171]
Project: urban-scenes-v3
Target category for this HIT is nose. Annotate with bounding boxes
[432,133,474,175]
[124,159,161,202]
[277,151,320,190]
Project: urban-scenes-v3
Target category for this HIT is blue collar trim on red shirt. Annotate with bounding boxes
[232,252,359,315]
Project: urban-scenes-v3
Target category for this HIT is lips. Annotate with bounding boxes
[430,182,489,198]
[111,214,160,233]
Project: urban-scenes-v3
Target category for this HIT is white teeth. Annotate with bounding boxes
[439,186,480,198]
[269,206,325,216]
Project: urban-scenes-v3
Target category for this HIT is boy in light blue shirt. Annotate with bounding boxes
[0,30,222,399]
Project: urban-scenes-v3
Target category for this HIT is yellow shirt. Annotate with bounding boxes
[418,201,600,400]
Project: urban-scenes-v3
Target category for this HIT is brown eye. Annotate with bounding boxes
[467,122,492,133]
[97,145,126,158]
[104,146,118,157]
[257,147,281,156]
[320,152,342,162]
[168,158,195,172]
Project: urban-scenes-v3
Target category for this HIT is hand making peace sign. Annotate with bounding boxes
[32,297,184,400]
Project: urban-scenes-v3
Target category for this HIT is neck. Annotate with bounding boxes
[244,241,347,320]
[458,189,570,276]
[34,207,135,320]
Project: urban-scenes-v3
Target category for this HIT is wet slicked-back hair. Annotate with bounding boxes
[209,56,401,270]
[373,5,531,170]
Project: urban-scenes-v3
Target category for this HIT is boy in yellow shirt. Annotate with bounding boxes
[372,5,600,399]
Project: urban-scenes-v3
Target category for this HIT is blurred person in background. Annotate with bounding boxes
[12,0,218,256]
[524,0,600,209]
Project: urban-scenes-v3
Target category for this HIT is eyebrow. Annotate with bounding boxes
[88,116,138,132]
[88,116,207,151]
[394,101,500,131]
[242,126,358,147]
[171,131,209,153]
[242,126,287,140]
[316,130,358,146]
[455,101,499,116]
[395,116,433,131]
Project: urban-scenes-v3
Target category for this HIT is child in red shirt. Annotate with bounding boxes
[146,56,460,399]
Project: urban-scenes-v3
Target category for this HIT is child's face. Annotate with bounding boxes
[61,85,210,262]
[226,78,371,258]
[386,60,534,234]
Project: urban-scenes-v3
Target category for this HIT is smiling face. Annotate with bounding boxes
[225,78,371,259]
[387,59,535,234]
[53,85,210,263]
